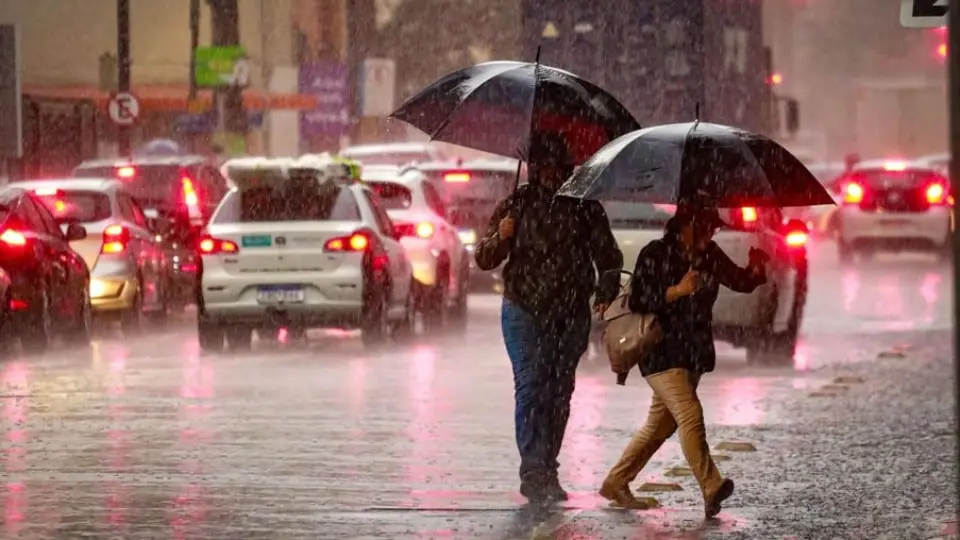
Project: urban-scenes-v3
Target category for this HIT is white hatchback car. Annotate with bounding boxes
[362,168,469,329]
[835,159,952,262]
[197,158,415,351]
[603,202,811,364]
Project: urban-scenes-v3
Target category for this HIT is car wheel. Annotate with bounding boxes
[146,278,170,327]
[198,317,224,353]
[120,278,145,336]
[65,281,92,345]
[225,326,253,351]
[391,283,416,341]
[746,284,805,366]
[423,263,449,330]
[361,288,389,348]
[448,259,469,331]
[21,284,52,354]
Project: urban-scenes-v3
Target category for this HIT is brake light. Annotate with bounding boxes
[926,183,946,204]
[101,224,131,254]
[883,160,908,171]
[740,207,758,223]
[785,230,808,247]
[181,177,200,207]
[0,229,26,246]
[843,182,865,204]
[34,187,59,196]
[444,172,471,183]
[198,235,239,255]
[395,221,435,239]
[117,166,136,178]
[324,232,370,252]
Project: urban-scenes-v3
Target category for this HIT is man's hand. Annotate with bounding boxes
[498,216,516,240]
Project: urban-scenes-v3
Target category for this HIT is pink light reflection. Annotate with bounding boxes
[920,272,942,323]
[348,358,368,416]
[714,378,767,426]
[171,483,207,540]
[875,275,904,321]
[793,340,811,371]
[841,269,859,314]
[404,346,454,507]
[563,376,605,490]
[4,482,24,536]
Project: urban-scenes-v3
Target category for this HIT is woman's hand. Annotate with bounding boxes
[676,269,700,296]
[498,216,515,240]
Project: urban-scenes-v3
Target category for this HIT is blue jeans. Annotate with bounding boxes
[501,298,590,483]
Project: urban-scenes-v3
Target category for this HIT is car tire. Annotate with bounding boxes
[198,317,224,353]
[65,281,92,345]
[746,284,806,366]
[225,326,253,351]
[361,287,389,349]
[423,263,449,330]
[146,278,170,327]
[391,283,416,341]
[120,278,145,336]
[448,259,469,331]
[22,284,53,354]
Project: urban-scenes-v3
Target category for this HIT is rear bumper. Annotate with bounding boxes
[838,206,951,247]
[89,261,139,313]
[401,239,440,287]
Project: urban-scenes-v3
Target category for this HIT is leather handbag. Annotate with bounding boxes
[601,275,662,384]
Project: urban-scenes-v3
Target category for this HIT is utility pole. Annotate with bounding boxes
[189,0,200,101]
[949,0,960,512]
[208,0,247,142]
[116,0,131,157]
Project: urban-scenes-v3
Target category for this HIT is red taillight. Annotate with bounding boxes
[740,207,758,223]
[926,183,946,204]
[101,224,131,254]
[843,182,865,204]
[444,172,471,183]
[785,230,808,247]
[324,232,370,252]
[198,235,239,255]
[117,166,136,178]
[395,221,435,239]
[0,229,26,246]
[8,298,28,311]
[182,177,200,207]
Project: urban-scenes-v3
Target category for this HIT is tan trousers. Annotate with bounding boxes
[605,368,723,500]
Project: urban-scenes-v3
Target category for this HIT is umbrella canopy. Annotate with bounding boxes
[389,61,640,165]
[556,122,836,208]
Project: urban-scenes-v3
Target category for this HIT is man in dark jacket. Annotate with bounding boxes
[475,133,623,503]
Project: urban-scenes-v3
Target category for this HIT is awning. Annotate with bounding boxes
[22,85,320,111]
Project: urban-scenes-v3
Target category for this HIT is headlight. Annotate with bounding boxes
[458,230,477,245]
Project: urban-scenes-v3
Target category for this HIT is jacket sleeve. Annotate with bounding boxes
[474,194,515,271]
[627,240,670,314]
[585,202,623,305]
[706,242,767,293]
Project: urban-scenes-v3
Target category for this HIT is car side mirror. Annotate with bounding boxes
[65,223,87,241]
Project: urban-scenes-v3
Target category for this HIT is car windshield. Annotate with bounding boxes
[35,190,112,223]
[366,181,412,209]
[75,164,181,207]
[343,151,431,166]
[213,183,361,223]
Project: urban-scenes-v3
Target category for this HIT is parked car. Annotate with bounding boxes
[10,179,172,333]
[196,157,415,351]
[362,167,469,329]
[835,159,952,262]
[0,187,91,352]
[602,202,810,365]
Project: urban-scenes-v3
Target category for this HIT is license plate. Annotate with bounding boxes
[256,285,304,304]
[242,235,272,248]
[879,219,909,226]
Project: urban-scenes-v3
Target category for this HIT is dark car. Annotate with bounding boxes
[73,155,230,309]
[397,159,525,292]
[0,188,91,352]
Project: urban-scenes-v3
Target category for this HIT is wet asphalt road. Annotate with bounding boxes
[0,240,956,539]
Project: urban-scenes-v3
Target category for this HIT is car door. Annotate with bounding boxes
[362,189,412,306]
[118,192,165,308]
[20,195,80,321]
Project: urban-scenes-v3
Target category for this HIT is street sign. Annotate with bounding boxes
[194,46,249,88]
[542,21,560,38]
[360,58,396,117]
[299,62,350,136]
[901,0,949,28]
[107,92,140,125]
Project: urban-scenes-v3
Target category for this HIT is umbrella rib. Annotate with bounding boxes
[427,64,526,142]
[727,131,779,205]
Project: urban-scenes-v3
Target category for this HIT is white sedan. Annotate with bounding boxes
[197,158,415,351]
[361,168,469,329]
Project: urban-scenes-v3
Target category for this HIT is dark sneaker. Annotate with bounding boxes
[705,478,735,519]
[542,478,569,501]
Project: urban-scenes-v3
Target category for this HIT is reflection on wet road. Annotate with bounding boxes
[0,241,951,538]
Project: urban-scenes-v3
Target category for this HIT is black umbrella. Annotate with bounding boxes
[389,59,640,166]
[556,121,835,208]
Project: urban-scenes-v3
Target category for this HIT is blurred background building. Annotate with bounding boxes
[0,0,948,176]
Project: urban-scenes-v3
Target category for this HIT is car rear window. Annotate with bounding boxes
[213,184,361,223]
[846,169,944,188]
[74,165,180,205]
[366,181,412,209]
[36,191,112,223]
[343,151,432,166]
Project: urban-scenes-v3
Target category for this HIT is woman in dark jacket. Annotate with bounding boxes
[598,205,768,518]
